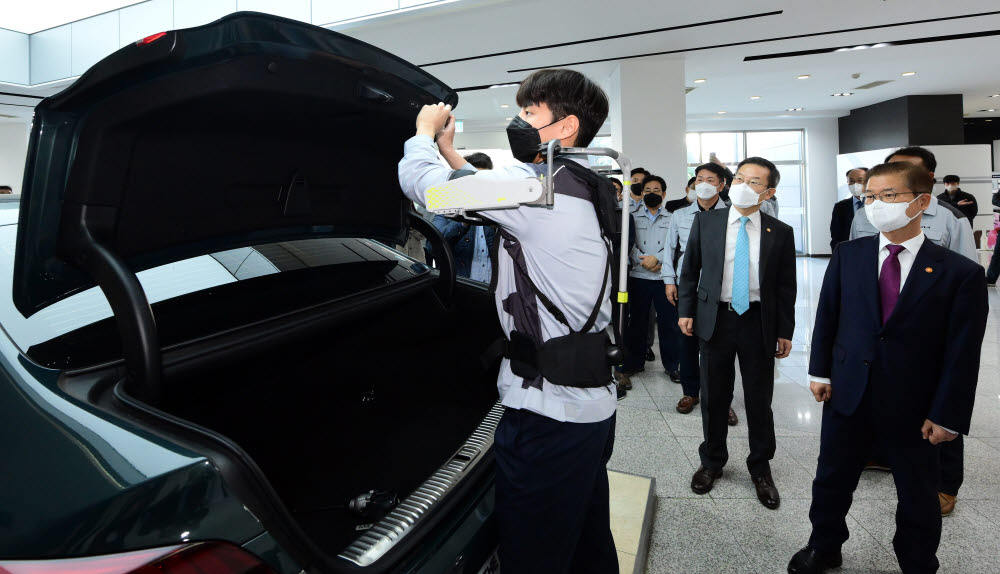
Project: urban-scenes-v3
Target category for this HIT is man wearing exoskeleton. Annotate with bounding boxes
[398,68,626,574]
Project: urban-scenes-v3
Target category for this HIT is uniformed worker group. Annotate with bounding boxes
[397,68,991,574]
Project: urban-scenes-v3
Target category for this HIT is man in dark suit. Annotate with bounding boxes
[937,174,978,228]
[788,162,988,574]
[830,168,867,250]
[678,156,797,509]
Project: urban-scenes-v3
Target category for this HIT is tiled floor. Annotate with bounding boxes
[607,257,1000,574]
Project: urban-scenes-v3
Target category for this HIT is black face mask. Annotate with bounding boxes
[506,115,562,163]
[630,183,644,196]
[643,193,663,208]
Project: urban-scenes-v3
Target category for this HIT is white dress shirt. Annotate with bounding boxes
[721,208,762,303]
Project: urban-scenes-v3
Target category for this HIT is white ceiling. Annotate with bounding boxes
[0,0,145,34]
[3,0,1000,129]
[339,0,1000,129]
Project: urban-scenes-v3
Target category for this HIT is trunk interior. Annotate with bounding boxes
[158,280,501,554]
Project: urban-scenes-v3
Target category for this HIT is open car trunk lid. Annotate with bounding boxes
[13,11,457,320]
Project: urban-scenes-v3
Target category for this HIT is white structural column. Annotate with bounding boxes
[607,57,688,197]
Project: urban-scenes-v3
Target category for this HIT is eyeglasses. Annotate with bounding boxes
[862,190,918,204]
[732,174,769,192]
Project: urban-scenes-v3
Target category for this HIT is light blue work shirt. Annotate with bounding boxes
[850,195,977,262]
[469,226,492,283]
[397,135,615,424]
[630,205,671,281]
[661,197,728,285]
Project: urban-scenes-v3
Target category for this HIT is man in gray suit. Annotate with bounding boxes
[678,157,797,510]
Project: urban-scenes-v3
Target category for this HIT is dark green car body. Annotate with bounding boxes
[0,13,501,574]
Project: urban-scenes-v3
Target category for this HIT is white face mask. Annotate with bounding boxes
[848,183,864,196]
[694,181,719,200]
[729,182,764,208]
[864,195,922,233]
[945,184,958,192]
[687,189,697,202]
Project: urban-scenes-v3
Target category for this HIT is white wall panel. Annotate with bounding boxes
[312,0,397,25]
[29,25,71,84]
[0,122,31,194]
[0,28,29,85]
[71,12,120,76]
[174,0,238,29]
[236,0,310,23]
[119,0,173,47]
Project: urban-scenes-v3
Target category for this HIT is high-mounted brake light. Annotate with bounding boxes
[137,32,167,46]
[0,542,275,574]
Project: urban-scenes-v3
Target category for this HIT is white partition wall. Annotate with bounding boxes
[837,144,994,234]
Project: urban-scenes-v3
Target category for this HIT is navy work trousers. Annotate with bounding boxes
[494,408,618,574]
[624,277,680,373]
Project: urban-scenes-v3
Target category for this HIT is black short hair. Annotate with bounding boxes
[694,162,729,183]
[463,152,494,170]
[736,157,780,188]
[0,185,11,193]
[885,146,937,172]
[942,174,960,184]
[630,167,648,177]
[642,175,666,192]
[845,167,868,178]
[516,69,609,147]
[687,176,696,188]
[608,177,623,190]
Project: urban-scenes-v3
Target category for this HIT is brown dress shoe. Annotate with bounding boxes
[676,395,699,414]
[614,370,632,390]
[691,466,723,494]
[727,407,738,426]
[939,492,956,516]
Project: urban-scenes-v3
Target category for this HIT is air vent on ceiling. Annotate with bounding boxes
[686,87,697,94]
[854,80,894,90]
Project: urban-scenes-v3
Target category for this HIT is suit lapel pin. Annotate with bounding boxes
[925,267,933,273]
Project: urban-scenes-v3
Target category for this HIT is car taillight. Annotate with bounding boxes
[0,542,276,574]
[137,32,167,46]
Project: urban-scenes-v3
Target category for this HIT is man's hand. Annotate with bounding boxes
[810,381,832,402]
[652,264,662,273]
[775,338,792,359]
[416,103,452,138]
[436,113,457,149]
[922,420,959,445]
[678,317,694,336]
[640,255,659,270]
[665,284,678,306]
[957,199,974,206]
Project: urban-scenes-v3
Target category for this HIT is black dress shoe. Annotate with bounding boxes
[753,474,781,509]
[691,467,722,495]
[667,370,681,383]
[616,384,628,400]
[787,546,842,574]
[645,347,655,362]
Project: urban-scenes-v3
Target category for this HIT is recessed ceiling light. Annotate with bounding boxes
[991,94,1000,98]
[500,104,510,108]
[717,111,727,114]
[787,107,804,111]
[694,78,707,83]
[750,96,761,100]
[504,117,512,121]
[901,72,916,76]
[831,92,854,97]
[797,75,811,79]
[987,119,994,122]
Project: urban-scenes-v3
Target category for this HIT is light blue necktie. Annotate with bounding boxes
[732,216,750,315]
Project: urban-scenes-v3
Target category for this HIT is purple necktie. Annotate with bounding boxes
[879,244,905,324]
